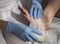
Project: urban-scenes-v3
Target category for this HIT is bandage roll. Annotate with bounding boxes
[29,18,47,42]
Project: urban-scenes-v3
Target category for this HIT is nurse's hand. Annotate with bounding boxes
[30,0,43,19]
[6,21,42,42]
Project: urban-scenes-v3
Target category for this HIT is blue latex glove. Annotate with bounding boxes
[30,0,43,19]
[6,21,42,42]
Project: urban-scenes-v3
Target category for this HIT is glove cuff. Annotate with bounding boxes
[6,21,15,33]
[6,21,28,33]
[32,0,42,4]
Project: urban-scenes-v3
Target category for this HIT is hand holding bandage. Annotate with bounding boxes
[30,0,47,42]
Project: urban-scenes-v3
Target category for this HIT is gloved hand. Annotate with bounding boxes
[30,0,43,19]
[6,21,42,42]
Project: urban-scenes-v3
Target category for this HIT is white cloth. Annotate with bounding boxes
[29,18,46,44]
[45,18,60,44]
[29,17,60,44]
[0,0,22,21]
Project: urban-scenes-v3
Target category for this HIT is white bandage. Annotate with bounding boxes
[29,18,47,42]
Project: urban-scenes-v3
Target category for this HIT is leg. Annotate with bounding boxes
[41,0,60,30]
